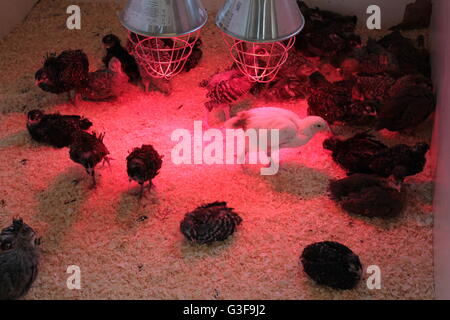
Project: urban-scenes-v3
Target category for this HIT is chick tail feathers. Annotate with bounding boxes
[224,111,249,130]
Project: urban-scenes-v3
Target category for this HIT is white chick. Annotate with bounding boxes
[224,107,331,168]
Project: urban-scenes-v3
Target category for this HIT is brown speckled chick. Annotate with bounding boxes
[0,219,40,300]
[69,131,110,188]
[180,202,242,245]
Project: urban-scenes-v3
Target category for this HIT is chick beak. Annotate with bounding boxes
[326,125,334,136]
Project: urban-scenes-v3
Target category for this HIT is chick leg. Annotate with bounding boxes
[90,172,97,189]
[138,182,145,200]
[223,105,231,120]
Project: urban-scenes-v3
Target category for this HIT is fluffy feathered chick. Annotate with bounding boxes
[377,31,431,78]
[369,143,430,182]
[323,132,388,175]
[180,202,242,244]
[0,218,40,300]
[126,145,163,199]
[225,107,330,164]
[182,38,203,73]
[69,131,110,187]
[376,74,436,132]
[26,109,93,148]
[102,34,141,84]
[329,174,404,218]
[301,241,362,290]
[338,38,400,77]
[80,57,128,101]
[201,68,255,125]
[295,1,361,64]
[352,73,397,101]
[35,50,89,103]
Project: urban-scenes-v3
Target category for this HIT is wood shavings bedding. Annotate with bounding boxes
[0,0,434,299]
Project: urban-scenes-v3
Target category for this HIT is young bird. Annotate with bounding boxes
[126,145,163,199]
[369,143,430,183]
[329,174,404,218]
[69,131,110,187]
[102,34,141,84]
[180,202,242,244]
[376,74,436,132]
[323,132,388,175]
[26,109,93,148]
[225,107,331,164]
[80,57,129,101]
[35,50,89,104]
[301,241,362,290]
[0,218,40,300]
[201,67,255,126]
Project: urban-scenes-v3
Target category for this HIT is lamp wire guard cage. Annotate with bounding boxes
[223,34,296,83]
[128,31,200,79]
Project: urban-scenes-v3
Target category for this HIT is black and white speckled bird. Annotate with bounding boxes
[126,145,163,199]
[102,34,141,84]
[180,202,242,245]
[0,218,40,300]
[300,241,362,290]
[35,50,89,104]
[69,131,110,187]
[329,174,404,218]
[26,109,93,148]
[200,67,255,126]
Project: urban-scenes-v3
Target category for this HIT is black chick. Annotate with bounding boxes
[300,241,362,290]
[182,38,203,73]
[35,50,89,103]
[307,72,355,124]
[390,0,432,31]
[369,143,430,183]
[180,202,242,245]
[376,74,436,132]
[377,31,431,78]
[0,218,40,300]
[323,132,388,175]
[126,145,163,199]
[295,1,361,64]
[338,38,400,77]
[329,174,404,218]
[102,34,141,84]
[26,109,93,148]
[69,131,110,187]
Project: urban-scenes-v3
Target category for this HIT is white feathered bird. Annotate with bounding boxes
[224,107,331,164]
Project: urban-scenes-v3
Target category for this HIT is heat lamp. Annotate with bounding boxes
[216,0,305,83]
[119,0,207,79]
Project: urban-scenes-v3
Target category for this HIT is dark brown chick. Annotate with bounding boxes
[376,74,436,132]
[323,132,388,175]
[301,241,362,290]
[369,142,430,183]
[126,145,163,199]
[0,218,40,300]
[329,174,404,218]
[26,109,92,148]
[180,202,242,245]
[69,131,110,187]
